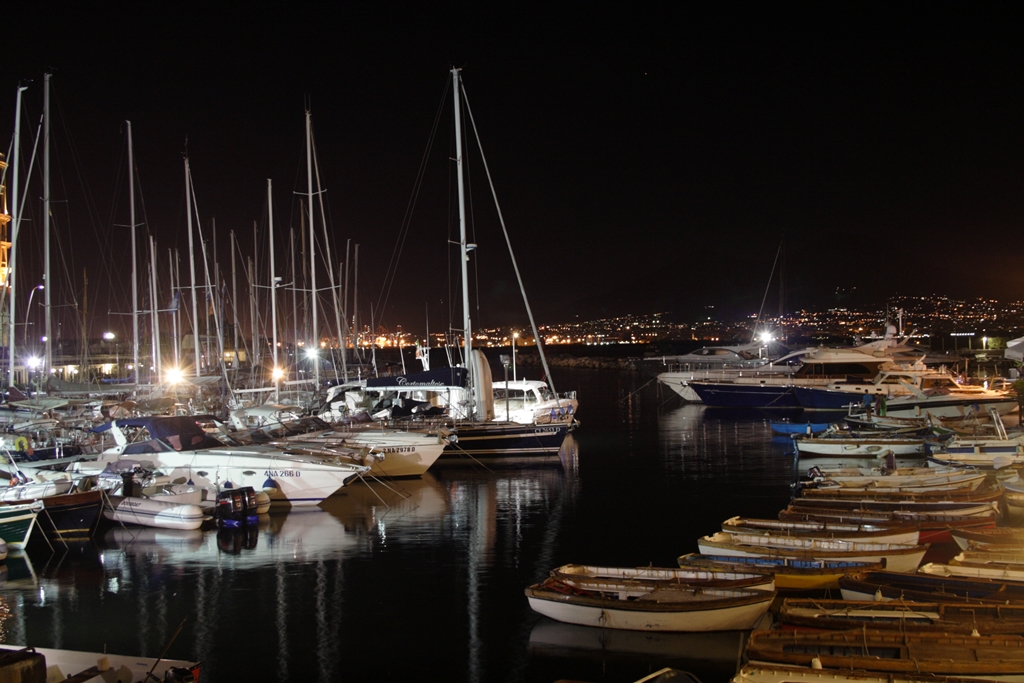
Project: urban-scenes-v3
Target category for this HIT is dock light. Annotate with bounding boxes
[272,367,284,381]
[103,331,115,341]
[166,367,184,384]
[306,348,318,360]
[759,331,774,344]
[27,356,41,369]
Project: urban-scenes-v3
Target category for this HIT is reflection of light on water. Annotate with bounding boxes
[658,404,794,485]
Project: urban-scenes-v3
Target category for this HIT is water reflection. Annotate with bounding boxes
[657,403,796,485]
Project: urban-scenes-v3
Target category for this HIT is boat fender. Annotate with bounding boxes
[13,435,29,452]
[223,480,234,489]
[263,477,278,489]
[811,657,822,670]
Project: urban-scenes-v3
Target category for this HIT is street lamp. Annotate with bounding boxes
[104,332,118,378]
[512,331,519,382]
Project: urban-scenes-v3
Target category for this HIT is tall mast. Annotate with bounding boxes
[170,248,179,368]
[451,68,474,415]
[268,179,279,399]
[7,85,26,388]
[185,158,200,377]
[128,121,140,383]
[43,74,52,373]
[150,236,160,380]
[305,110,319,385]
[231,230,238,372]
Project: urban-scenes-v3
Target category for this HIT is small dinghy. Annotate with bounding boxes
[525,576,775,632]
[744,628,1024,678]
[778,597,1024,634]
[698,532,928,573]
[721,515,920,545]
[677,552,884,590]
[103,495,205,531]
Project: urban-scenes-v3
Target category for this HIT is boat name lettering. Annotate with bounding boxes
[395,378,448,386]
[381,446,415,454]
[533,428,559,434]
[264,470,301,477]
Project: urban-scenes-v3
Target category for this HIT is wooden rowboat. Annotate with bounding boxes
[732,662,997,683]
[777,596,1024,634]
[721,515,920,545]
[840,569,1024,603]
[549,563,775,591]
[524,576,775,632]
[744,629,1024,677]
[677,552,884,590]
[697,532,928,573]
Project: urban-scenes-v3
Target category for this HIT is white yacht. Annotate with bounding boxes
[72,416,369,508]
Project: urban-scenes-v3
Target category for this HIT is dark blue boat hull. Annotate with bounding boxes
[690,382,799,408]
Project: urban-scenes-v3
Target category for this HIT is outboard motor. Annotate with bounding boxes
[164,666,197,683]
[214,486,259,528]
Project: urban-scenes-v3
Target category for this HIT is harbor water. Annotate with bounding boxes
[0,367,800,682]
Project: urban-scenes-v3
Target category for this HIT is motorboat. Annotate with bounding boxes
[70,416,369,508]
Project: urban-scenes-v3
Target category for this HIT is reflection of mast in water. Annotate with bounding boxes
[276,563,289,679]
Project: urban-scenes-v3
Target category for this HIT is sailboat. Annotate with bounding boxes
[342,69,574,461]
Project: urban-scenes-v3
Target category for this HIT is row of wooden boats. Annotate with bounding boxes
[728,444,1024,681]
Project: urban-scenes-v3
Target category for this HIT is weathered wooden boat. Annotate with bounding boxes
[778,596,1024,634]
[25,489,103,545]
[549,563,775,591]
[721,515,920,545]
[697,532,928,573]
[919,560,1024,582]
[0,500,44,549]
[677,552,885,590]
[744,628,1024,677]
[805,467,988,491]
[840,569,1024,603]
[796,478,1000,500]
[524,575,775,632]
[731,662,997,683]
[952,548,1024,569]
[794,434,928,457]
[789,485,1005,509]
[771,421,832,435]
[780,502,998,544]
[950,526,1024,550]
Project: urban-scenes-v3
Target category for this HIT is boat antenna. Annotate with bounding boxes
[752,239,783,343]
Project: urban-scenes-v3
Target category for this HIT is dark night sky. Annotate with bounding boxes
[3,4,1022,343]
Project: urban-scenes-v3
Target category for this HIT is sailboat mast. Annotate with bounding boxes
[452,68,473,409]
[128,121,140,383]
[43,73,52,374]
[150,236,160,380]
[170,248,179,368]
[268,178,279,398]
[231,230,238,371]
[305,110,319,385]
[7,84,26,388]
[185,158,200,377]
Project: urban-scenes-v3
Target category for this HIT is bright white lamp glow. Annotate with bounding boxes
[27,356,41,369]
[306,348,318,360]
[166,367,184,384]
[272,367,284,381]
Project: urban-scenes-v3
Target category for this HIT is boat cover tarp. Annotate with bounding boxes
[92,416,223,451]
[365,367,468,390]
